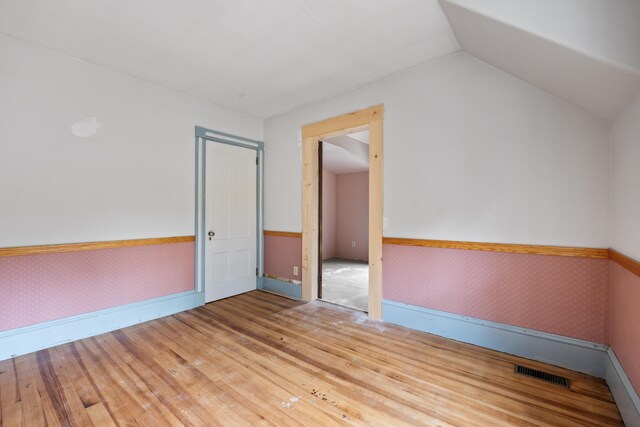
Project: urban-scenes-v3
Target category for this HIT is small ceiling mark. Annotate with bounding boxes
[70,117,102,138]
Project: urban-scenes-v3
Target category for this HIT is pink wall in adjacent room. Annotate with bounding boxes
[322,169,336,260]
[0,242,194,332]
[610,261,640,393]
[382,244,611,344]
[264,234,302,281]
[335,172,369,261]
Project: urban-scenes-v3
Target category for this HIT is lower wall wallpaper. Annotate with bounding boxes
[263,235,611,345]
[264,234,302,282]
[610,261,640,394]
[0,241,194,332]
[382,243,610,344]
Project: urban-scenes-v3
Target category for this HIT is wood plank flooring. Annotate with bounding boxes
[0,290,623,426]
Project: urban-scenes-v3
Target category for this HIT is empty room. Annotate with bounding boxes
[320,130,370,312]
[0,1,639,426]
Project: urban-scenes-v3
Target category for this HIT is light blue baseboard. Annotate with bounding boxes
[0,290,204,361]
[606,348,640,427]
[382,299,608,377]
[258,276,301,299]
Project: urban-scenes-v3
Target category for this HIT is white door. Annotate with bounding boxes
[204,142,257,302]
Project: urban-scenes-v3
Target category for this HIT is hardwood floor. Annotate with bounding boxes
[0,291,623,426]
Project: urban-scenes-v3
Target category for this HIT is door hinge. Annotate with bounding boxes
[256,268,258,276]
[256,157,259,166]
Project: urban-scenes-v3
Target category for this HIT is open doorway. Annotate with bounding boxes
[319,130,370,311]
[301,105,383,319]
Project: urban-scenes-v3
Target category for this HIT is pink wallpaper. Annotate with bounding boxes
[335,172,369,261]
[322,169,336,260]
[264,234,302,281]
[382,244,611,344]
[0,242,194,332]
[610,261,640,393]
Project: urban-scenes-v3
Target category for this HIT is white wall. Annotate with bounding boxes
[0,35,262,247]
[1,37,613,249]
[611,93,640,260]
[264,52,610,247]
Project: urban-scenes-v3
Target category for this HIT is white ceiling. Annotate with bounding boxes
[0,0,459,118]
[440,0,640,122]
[323,133,369,175]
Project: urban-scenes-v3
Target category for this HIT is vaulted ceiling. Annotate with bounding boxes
[323,132,370,175]
[1,0,638,121]
[440,0,640,122]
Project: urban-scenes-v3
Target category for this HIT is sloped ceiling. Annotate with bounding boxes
[440,0,640,122]
[0,0,459,118]
[323,134,369,175]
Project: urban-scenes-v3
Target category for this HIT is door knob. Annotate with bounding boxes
[208,231,215,240]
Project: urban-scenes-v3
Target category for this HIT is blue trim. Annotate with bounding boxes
[259,277,301,299]
[258,149,265,278]
[195,126,263,147]
[0,291,204,361]
[382,299,607,377]
[606,348,640,427]
[194,136,204,292]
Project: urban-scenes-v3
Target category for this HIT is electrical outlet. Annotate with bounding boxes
[293,266,299,276]
[352,241,356,247]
